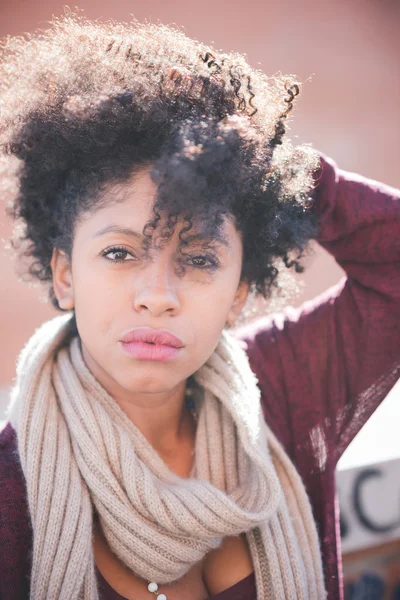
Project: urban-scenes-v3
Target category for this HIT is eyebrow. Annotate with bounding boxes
[92,225,144,240]
[92,224,231,247]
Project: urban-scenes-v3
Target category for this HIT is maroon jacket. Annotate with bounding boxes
[1,153,399,600]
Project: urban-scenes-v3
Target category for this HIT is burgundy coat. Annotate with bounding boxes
[1,153,399,600]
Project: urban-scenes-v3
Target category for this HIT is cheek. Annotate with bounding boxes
[197,286,233,319]
[190,277,238,338]
[187,300,230,374]
[73,252,123,300]
[72,259,124,335]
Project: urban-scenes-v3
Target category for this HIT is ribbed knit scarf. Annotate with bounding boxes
[6,313,327,600]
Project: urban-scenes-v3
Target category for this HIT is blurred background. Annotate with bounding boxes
[0,1,399,597]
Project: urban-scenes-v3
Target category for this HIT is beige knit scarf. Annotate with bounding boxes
[6,313,327,600]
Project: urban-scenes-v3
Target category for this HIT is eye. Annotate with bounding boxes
[187,254,220,270]
[101,245,136,262]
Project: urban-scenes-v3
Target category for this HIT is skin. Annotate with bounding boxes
[51,163,249,462]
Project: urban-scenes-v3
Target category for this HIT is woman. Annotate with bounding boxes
[0,12,399,600]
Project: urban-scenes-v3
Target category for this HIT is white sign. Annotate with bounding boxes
[336,457,400,553]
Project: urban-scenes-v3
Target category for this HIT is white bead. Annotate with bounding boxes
[157,595,167,600]
[148,582,158,592]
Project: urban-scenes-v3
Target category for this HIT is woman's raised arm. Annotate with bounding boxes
[235,152,400,466]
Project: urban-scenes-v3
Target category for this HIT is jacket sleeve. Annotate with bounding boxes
[0,423,32,599]
[236,153,400,465]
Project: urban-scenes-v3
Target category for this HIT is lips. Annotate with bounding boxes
[119,327,184,348]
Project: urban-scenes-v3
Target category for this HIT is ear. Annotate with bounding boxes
[226,279,250,326]
[50,248,75,310]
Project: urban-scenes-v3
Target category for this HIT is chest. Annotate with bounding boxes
[93,526,254,600]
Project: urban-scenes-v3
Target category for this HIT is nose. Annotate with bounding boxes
[132,260,181,318]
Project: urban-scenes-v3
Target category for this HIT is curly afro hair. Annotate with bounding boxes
[0,9,321,322]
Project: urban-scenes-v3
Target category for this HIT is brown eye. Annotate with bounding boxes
[101,246,135,262]
[191,256,207,267]
[187,254,219,270]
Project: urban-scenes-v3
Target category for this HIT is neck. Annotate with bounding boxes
[117,384,191,455]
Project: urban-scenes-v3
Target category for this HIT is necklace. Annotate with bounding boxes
[146,582,167,599]
[146,384,198,599]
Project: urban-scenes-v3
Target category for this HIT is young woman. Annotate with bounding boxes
[0,12,399,600]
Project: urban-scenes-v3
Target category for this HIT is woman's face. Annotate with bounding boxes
[51,164,249,402]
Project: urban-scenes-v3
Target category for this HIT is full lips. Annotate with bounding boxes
[120,340,182,361]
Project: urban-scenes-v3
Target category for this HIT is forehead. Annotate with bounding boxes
[83,164,241,248]
[99,163,157,218]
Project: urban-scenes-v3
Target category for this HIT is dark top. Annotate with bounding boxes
[96,566,257,600]
[1,152,399,600]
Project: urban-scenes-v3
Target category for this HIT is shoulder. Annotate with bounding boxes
[232,311,292,383]
[0,421,32,526]
[233,297,332,380]
[232,308,317,452]
[0,421,26,497]
[232,315,292,442]
[0,422,32,597]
